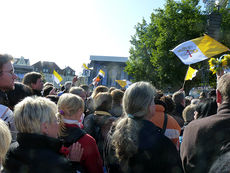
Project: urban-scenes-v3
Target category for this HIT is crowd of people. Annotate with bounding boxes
[0,53,230,173]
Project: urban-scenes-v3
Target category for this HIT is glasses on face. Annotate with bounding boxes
[0,69,15,75]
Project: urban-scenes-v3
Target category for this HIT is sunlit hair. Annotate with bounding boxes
[57,93,84,117]
[182,104,196,123]
[91,85,109,99]
[172,91,185,105]
[111,89,124,105]
[69,87,85,97]
[123,81,156,118]
[14,96,58,134]
[0,119,11,163]
[111,81,156,171]
[217,73,230,102]
[94,92,112,111]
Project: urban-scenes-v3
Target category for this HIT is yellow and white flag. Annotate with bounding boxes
[82,63,89,70]
[171,35,229,65]
[53,70,63,84]
[82,63,93,70]
[185,66,198,81]
[98,69,105,78]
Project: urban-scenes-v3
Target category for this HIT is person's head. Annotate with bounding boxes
[57,93,84,121]
[91,85,109,99]
[64,81,72,93]
[194,98,217,119]
[0,119,12,164]
[22,72,43,91]
[216,73,230,104]
[160,95,175,114]
[42,85,54,97]
[69,87,86,101]
[14,97,59,138]
[7,82,33,110]
[94,92,112,112]
[172,90,185,107]
[182,104,196,123]
[80,84,91,97]
[43,82,53,88]
[111,89,124,105]
[123,81,156,120]
[108,87,116,93]
[0,54,17,91]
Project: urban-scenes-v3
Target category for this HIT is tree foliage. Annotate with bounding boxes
[125,0,230,93]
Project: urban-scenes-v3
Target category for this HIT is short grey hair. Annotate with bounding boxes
[14,97,58,134]
[123,81,156,118]
[217,73,230,102]
[69,87,85,96]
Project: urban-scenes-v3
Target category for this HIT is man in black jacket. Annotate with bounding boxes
[180,73,230,173]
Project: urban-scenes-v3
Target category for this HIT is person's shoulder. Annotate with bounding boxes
[79,133,97,144]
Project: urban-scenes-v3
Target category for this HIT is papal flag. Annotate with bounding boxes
[185,66,198,81]
[171,35,229,65]
[53,70,63,84]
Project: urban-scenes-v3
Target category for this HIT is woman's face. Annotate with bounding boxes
[42,118,59,138]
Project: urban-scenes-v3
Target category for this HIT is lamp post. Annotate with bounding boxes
[206,0,222,41]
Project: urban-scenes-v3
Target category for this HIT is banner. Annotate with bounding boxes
[171,35,229,65]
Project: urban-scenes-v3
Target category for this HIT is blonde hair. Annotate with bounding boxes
[57,93,84,117]
[91,85,108,99]
[111,82,156,171]
[14,97,58,134]
[0,119,12,163]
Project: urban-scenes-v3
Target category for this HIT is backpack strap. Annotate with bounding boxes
[162,112,168,134]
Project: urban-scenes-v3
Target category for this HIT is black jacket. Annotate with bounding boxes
[104,119,183,173]
[180,102,230,173]
[4,133,73,173]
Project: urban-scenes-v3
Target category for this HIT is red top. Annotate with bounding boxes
[65,123,104,173]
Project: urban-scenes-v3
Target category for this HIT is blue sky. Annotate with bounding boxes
[0,0,186,74]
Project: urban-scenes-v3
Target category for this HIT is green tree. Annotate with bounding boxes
[125,0,230,93]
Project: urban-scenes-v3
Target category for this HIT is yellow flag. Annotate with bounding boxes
[115,80,127,88]
[53,70,63,84]
[185,66,198,81]
[82,63,89,70]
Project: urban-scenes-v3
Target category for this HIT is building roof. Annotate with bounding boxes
[32,61,62,71]
[90,55,128,63]
[63,66,75,72]
[14,57,30,65]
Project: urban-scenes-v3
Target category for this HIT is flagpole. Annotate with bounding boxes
[182,65,190,89]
